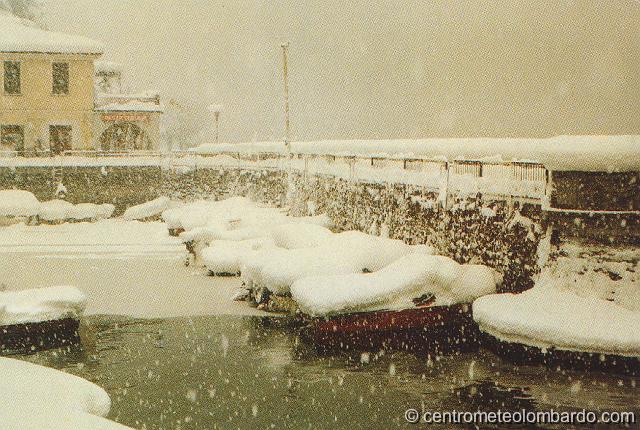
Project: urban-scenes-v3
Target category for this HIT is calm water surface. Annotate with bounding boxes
[12,315,640,430]
[3,223,638,430]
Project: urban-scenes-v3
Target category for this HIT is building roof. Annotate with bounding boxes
[95,93,164,113]
[0,11,103,55]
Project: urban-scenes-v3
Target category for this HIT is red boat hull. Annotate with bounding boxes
[302,304,479,353]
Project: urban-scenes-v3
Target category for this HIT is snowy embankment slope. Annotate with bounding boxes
[474,243,640,356]
[0,219,185,256]
[0,286,86,326]
[0,358,132,430]
[192,135,640,172]
[292,254,499,316]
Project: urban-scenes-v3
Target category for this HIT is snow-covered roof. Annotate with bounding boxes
[95,93,163,113]
[95,101,164,113]
[0,10,103,54]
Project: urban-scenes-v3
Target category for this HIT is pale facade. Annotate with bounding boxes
[0,12,162,154]
[0,52,100,154]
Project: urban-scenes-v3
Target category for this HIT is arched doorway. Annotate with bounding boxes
[99,122,151,151]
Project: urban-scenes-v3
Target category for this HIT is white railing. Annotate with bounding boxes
[0,149,548,202]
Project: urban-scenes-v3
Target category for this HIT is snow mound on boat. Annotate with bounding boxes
[67,203,115,221]
[270,223,333,249]
[162,197,261,231]
[201,238,275,274]
[0,190,40,217]
[200,224,333,274]
[38,200,114,222]
[39,199,74,221]
[0,286,86,326]
[473,285,640,357]
[474,241,640,357]
[175,197,333,246]
[292,254,499,316]
[242,231,433,295]
[123,196,171,220]
[0,357,132,429]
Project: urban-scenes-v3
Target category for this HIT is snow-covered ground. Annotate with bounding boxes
[474,242,640,356]
[0,357,131,429]
[0,220,266,318]
[0,285,86,326]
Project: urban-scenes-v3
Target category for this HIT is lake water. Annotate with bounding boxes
[11,314,640,430]
[2,222,639,429]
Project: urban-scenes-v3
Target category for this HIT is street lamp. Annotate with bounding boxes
[208,104,224,144]
[281,42,291,152]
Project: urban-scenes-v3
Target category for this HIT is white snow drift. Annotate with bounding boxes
[0,286,86,326]
[292,254,499,316]
[162,196,265,231]
[0,357,132,430]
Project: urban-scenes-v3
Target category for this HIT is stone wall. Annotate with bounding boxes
[285,173,543,293]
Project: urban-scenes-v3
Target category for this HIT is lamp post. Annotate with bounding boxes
[281,42,291,152]
[208,104,224,144]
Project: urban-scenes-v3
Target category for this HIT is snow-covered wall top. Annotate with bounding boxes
[95,60,122,74]
[0,11,103,55]
[192,135,640,172]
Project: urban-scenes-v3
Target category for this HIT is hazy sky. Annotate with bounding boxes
[42,0,640,144]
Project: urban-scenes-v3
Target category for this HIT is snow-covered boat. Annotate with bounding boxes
[473,242,640,375]
[292,253,500,352]
[0,286,87,353]
[302,302,479,353]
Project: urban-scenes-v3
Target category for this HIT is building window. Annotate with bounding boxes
[0,125,24,152]
[52,62,69,95]
[49,125,72,154]
[3,61,21,95]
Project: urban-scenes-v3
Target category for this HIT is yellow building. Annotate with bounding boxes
[0,12,162,154]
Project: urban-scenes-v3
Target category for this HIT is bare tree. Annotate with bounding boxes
[0,0,42,22]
